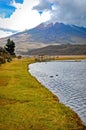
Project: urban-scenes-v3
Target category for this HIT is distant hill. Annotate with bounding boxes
[0,22,86,54]
[24,45,86,56]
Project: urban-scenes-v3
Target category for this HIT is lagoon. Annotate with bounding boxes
[29,60,86,125]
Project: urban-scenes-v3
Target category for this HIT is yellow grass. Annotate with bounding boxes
[0,57,86,130]
[55,55,86,60]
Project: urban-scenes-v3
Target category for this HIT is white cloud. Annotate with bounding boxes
[0,30,13,38]
[0,0,51,38]
[1,0,86,38]
[33,0,86,27]
[52,0,86,27]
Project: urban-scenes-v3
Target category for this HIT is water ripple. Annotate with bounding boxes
[29,61,86,125]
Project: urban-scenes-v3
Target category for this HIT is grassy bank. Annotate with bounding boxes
[0,58,86,130]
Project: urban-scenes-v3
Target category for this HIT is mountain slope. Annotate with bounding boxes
[25,22,86,44]
[0,22,86,54]
[25,45,86,56]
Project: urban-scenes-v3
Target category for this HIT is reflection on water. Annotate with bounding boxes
[29,60,86,125]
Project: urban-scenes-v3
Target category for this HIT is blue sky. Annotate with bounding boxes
[0,0,51,38]
[0,0,23,18]
[0,0,86,38]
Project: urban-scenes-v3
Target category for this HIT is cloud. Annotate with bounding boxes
[0,27,17,38]
[33,0,52,12]
[0,0,16,18]
[1,0,86,38]
[0,30,13,38]
[0,28,17,33]
[33,0,86,27]
[0,0,50,38]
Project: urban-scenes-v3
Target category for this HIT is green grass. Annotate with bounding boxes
[0,58,86,130]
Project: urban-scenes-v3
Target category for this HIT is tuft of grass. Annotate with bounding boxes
[0,57,86,130]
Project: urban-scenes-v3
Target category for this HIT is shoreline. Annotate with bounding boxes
[29,58,86,127]
[0,57,86,129]
[29,60,86,125]
[33,55,86,62]
[28,57,86,126]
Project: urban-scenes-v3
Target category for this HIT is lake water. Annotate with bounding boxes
[29,60,86,125]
